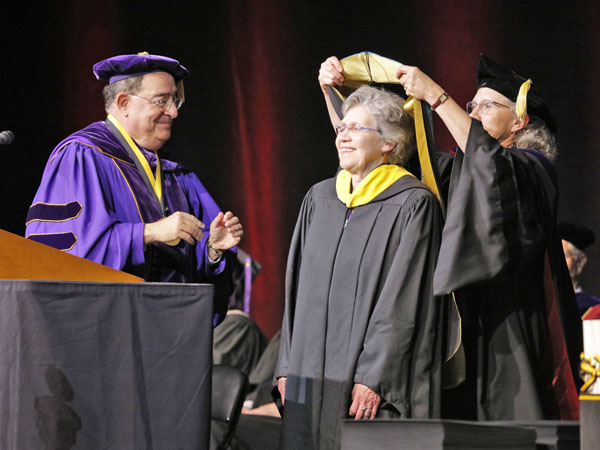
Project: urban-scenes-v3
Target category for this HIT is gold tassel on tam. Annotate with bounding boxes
[515,79,532,120]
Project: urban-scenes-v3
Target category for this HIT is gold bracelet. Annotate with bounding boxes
[207,240,224,260]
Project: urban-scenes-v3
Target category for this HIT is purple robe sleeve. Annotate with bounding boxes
[26,141,146,271]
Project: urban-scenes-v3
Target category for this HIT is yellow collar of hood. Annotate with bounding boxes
[336,164,412,208]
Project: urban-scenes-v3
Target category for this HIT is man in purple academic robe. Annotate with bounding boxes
[25,53,243,320]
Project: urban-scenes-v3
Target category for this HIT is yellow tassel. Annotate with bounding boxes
[515,79,532,120]
[177,79,185,103]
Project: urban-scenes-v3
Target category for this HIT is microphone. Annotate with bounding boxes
[0,131,15,145]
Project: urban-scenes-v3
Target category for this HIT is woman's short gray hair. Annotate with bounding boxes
[484,94,558,162]
[102,75,144,113]
[514,118,558,162]
[342,86,415,166]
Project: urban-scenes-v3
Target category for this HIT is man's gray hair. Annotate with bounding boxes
[102,75,144,113]
[342,85,415,166]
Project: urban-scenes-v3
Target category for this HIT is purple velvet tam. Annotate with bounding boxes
[93,53,190,84]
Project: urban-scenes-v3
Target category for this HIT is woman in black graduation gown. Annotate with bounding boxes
[275,85,448,450]
[393,55,582,421]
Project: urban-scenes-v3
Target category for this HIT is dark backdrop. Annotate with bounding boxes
[1,1,598,338]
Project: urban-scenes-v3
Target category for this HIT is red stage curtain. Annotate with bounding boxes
[416,2,503,151]
[227,1,292,338]
[62,1,119,135]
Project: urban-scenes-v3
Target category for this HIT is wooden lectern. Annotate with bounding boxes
[0,229,143,282]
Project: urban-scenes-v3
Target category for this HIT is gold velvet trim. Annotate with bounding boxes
[332,52,404,93]
[403,97,442,203]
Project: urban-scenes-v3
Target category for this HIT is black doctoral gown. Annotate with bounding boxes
[434,121,582,420]
[276,174,449,450]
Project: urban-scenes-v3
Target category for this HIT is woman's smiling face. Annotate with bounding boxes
[336,105,385,185]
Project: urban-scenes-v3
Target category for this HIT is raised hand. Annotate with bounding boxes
[396,64,444,105]
[319,56,345,94]
[208,211,243,251]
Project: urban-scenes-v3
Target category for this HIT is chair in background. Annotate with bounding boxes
[211,364,249,450]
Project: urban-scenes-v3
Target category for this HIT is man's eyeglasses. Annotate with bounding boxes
[129,94,184,111]
[466,100,512,115]
[335,124,380,135]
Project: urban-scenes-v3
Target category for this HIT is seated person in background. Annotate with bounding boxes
[212,319,282,450]
[242,330,281,417]
[212,305,281,417]
[213,309,268,377]
[560,222,600,315]
[230,330,283,450]
[213,248,267,378]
